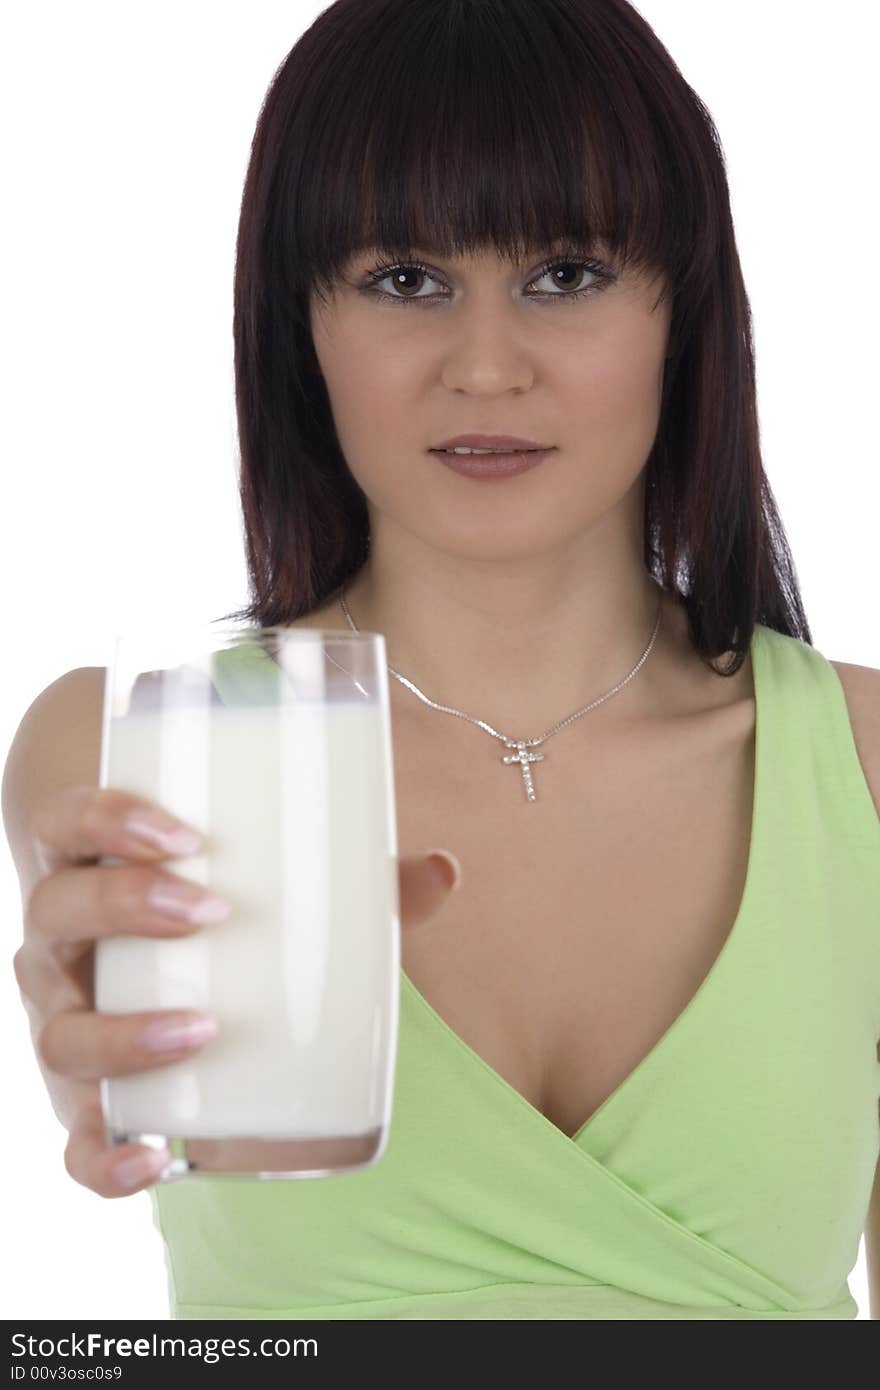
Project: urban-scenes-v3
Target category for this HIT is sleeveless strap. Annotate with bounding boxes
[754,622,880,997]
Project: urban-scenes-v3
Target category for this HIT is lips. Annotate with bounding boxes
[432,446,554,480]
[430,433,553,452]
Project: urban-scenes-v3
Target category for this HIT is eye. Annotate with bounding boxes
[360,255,615,307]
[363,261,442,303]
[528,257,612,301]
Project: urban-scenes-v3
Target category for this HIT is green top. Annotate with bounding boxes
[149,622,880,1319]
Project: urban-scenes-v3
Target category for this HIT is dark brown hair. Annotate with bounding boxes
[217,0,812,672]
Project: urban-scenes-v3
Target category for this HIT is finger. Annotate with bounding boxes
[398,850,462,929]
[29,783,206,879]
[65,1097,172,1198]
[24,860,231,953]
[38,1005,219,1081]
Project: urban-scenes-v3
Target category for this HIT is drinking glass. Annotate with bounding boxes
[94,623,400,1181]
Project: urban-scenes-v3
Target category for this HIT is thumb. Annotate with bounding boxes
[398,849,462,930]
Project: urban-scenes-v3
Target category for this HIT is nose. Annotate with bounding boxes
[438,313,536,394]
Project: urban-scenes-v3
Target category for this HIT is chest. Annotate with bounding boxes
[393,695,757,1141]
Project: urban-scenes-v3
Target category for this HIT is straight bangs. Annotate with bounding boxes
[269,0,719,326]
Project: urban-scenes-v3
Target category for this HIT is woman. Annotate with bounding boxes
[8,0,880,1319]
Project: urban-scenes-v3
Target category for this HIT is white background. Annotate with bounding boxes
[1,1,877,1320]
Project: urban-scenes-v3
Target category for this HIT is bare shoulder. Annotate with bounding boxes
[1,666,106,904]
[11,665,106,760]
[827,658,880,823]
[3,665,105,783]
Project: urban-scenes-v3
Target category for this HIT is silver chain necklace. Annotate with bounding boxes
[337,586,663,803]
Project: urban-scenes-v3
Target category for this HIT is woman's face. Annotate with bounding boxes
[308,241,672,563]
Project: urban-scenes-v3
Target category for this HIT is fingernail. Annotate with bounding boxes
[146,881,233,924]
[426,848,462,892]
[124,812,204,856]
[141,1013,219,1053]
[113,1147,172,1190]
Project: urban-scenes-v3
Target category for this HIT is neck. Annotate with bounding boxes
[338,523,676,738]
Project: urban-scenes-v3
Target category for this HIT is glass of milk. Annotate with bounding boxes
[94,621,400,1181]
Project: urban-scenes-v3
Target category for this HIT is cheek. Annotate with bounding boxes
[545,340,665,512]
[317,347,412,492]
[311,301,381,419]
[564,323,666,440]
[314,331,389,449]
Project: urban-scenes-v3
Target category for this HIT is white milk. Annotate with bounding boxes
[95,698,400,1142]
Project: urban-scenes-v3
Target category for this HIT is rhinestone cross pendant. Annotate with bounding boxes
[501,739,545,802]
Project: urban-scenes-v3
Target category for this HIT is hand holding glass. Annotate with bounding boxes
[94,625,400,1181]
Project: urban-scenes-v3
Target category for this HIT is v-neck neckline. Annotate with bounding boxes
[400,622,765,1147]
